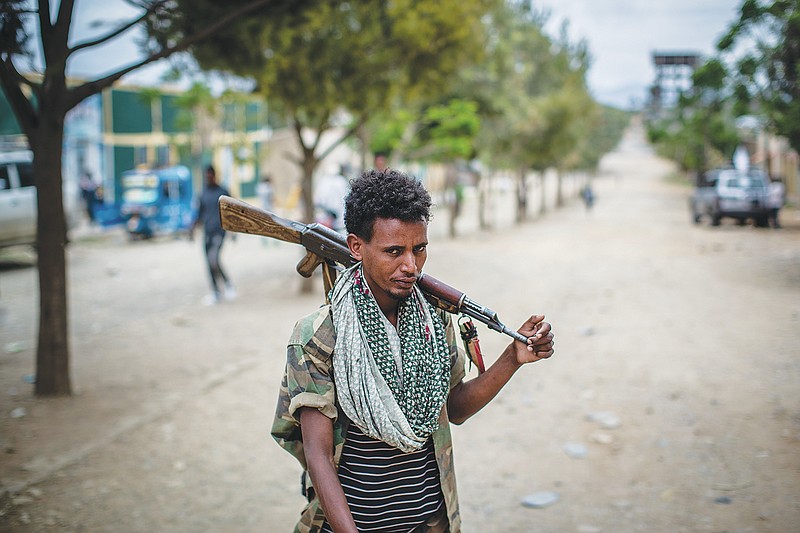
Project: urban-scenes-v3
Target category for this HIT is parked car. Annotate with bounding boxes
[0,150,82,249]
[0,150,36,248]
[690,168,770,227]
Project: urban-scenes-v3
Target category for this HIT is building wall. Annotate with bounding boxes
[2,83,363,220]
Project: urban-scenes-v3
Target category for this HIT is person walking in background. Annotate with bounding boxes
[272,169,555,532]
[193,165,235,305]
[256,174,274,212]
[581,183,595,211]
[79,173,97,224]
[313,164,350,233]
[766,177,785,229]
[373,152,388,171]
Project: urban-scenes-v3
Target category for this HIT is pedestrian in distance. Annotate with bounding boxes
[766,176,785,229]
[581,183,595,211]
[192,165,235,305]
[79,172,97,224]
[313,164,350,233]
[271,168,555,532]
[373,151,389,171]
[256,174,274,212]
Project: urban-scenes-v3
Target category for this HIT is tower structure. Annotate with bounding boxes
[649,52,700,115]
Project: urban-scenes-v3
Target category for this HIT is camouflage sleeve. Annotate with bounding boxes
[442,312,467,390]
[271,306,337,468]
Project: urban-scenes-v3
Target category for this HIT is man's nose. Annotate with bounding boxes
[399,252,417,275]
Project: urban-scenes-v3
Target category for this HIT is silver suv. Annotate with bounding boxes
[691,168,770,227]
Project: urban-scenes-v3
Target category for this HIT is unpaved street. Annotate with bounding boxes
[1,121,799,532]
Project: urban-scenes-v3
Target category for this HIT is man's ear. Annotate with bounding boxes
[347,234,363,261]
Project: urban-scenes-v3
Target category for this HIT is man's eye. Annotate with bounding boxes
[414,246,427,254]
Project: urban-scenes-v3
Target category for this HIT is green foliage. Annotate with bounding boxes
[183,0,494,223]
[647,54,741,174]
[455,0,597,173]
[188,0,490,130]
[367,109,416,157]
[717,0,800,152]
[572,105,631,172]
[0,0,29,56]
[414,99,481,162]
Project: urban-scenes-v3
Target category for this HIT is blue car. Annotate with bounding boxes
[120,166,194,239]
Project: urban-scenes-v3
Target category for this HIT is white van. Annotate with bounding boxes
[0,150,36,248]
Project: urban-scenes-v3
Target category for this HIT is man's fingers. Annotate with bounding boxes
[526,334,554,351]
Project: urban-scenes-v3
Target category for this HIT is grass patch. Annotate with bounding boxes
[664,171,694,187]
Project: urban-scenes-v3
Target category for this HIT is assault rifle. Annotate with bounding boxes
[218,195,528,345]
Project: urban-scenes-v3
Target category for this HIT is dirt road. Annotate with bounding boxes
[1,121,799,532]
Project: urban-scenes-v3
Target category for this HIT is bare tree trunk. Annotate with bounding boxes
[515,166,528,223]
[445,164,460,238]
[32,105,72,396]
[299,147,319,293]
[539,171,547,215]
[556,169,564,207]
[476,170,489,230]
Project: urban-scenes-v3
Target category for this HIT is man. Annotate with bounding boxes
[193,165,235,305]
[314,164,350,233]
[766,176,785,229]
[272,169,554,532]
[374,152,388,171]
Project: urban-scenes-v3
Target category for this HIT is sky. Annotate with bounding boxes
[534,0,743,108]
[60,0,744,109]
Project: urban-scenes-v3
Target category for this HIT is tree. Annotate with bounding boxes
[646,59,740,176]
[473,2,591,221]
[0,0,303,396]
[185,0,494,227]
[718,0,800,153]
[409,98,481,237]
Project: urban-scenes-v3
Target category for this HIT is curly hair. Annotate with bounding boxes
[344,169,432,240]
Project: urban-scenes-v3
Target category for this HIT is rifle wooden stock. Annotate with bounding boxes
[217,196,528,344]
[219,195,303,244]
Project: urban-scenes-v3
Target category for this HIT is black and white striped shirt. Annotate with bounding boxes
[321,423,444,533]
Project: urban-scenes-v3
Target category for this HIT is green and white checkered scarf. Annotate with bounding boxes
[330,264,451,452]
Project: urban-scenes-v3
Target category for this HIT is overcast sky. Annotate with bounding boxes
[535,0,742,108]
[61,0,744,109]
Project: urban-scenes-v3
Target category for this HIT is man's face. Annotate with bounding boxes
[205,169,216,186]
[347,217,428,315]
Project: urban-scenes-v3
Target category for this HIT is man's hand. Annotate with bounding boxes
[448,314,555,425]
[513,315,554,364]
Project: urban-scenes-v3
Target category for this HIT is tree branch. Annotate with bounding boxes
[292,115,310,152]
[68,2,166,56]
[38,0,53,64]
[64,0,274,110]
[0,54,37,91]
[38,0,52,33]
[282,149,302,165]
[317,115,367,161]
[307,112,332,153]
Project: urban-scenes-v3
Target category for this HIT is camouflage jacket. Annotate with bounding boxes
[271,304,467,533]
